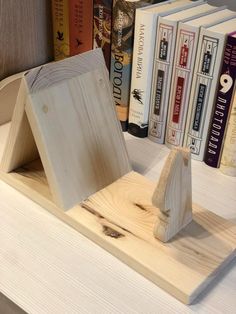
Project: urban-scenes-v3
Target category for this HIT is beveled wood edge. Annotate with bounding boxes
[25,49,106,94]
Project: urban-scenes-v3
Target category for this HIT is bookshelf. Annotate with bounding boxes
[0,0,236,312]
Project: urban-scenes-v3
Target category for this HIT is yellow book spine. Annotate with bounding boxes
[51,0,70,60]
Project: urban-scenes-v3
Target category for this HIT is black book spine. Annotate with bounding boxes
[204,34,236,168]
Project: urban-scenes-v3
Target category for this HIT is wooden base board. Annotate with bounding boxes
[0,159,235,305]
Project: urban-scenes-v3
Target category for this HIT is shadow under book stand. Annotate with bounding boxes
[0,49,235,305]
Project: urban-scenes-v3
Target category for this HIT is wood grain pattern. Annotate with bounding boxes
[0,0,53,81]
[0,127,236,311]
[0,179,235,314]
[24,50,131,209]
[24,49,107,93]
[152,148,192,242]
[0,163,235,304]
[0,46,235,306]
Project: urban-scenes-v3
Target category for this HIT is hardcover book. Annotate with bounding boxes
[52,0,93,60]
[204,32,236,168]
[128,0,194,138]
[69,0,93,55]
[94,0,113,70]
[148,1,217,144]
[110,0,162,132]
[52,0,70,60]
[184,17,236,160]
[166,7,235,148]
[220,84,236,176]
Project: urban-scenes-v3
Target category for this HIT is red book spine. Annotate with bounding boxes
[172,77,185,124]
[69,0,93,56]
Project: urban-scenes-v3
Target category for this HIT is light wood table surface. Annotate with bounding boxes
[0,132,236,313]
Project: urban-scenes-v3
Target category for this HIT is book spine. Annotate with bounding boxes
[220,88,236,176]
[52,0,70,60]
[148,19,178,144]
[165,25,197,148]
[93,0,113,70]
[110,0,159,132]
[184,30,225,160]
[110,0,135,132]
[204,35,236,168]
[69,0,93,56]
[128,10,157,138]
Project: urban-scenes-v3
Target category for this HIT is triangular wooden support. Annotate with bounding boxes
[0,50,235,305]
[1,49,131,209]
[153,148,192,242]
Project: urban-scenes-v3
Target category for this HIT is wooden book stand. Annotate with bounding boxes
[0,49,235,304]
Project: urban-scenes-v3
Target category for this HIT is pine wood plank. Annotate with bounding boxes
[23,50,131,209]
[152,148,192,242]
[0,164,235,304]
[0,127,236,312]
[0,178,235,314]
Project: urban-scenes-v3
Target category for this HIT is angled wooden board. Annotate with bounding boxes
[22,49,131,209]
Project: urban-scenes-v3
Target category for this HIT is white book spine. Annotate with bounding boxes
[165,23,199,148]
[148,18,178,143]
[184,29,226,160]
[128,10,159,137]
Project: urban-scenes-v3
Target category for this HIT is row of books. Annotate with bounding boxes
[51,0,166,127]
[103,0,236,174]
[51,0,93,59]
[51,0,236,176]
[128,0,236,168]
